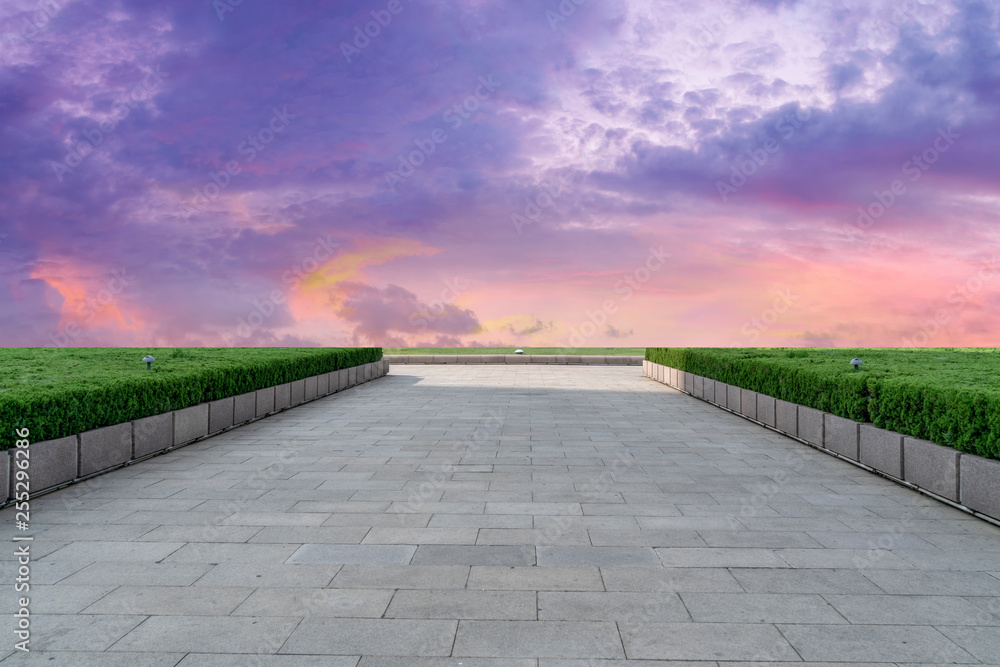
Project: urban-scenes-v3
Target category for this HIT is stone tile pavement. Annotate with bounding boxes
[2,364,1000,664]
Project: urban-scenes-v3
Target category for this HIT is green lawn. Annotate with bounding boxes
[384,347,644,356]
[0,347,381,448]
[647,347,1000,458]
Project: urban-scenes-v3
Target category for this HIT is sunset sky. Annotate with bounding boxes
[1,0,998,348]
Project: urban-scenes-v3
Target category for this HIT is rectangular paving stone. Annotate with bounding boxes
[386,589,536,620]
[468,566,604,591]
[861,569,1000,596]
[454,620,624,659]
[777,624,976,663]
[601,567,743,593]
[109,616,302,654]
[410,545,535,566]
[824,413,860,460]
[682,593,846,623]
[44,540,184,562]
[27,614,147,652]
[82,585,252,615]
[175,403,209,445]
[825,594,1000,625]
[193,562,340,588]
[61,562,213,586]
[287,544,416,565]
[536,546,661,567]
[476,528,591,546]
[653,547,789,569]
[362,527,479,545]
[620,622,798,661]
[729,568,883,594]
[79,423,132,476]
[280,618,457,656]
[938,626,1000,665]
[233,587,393,618]
[332,565,471,589]
[538,591,688,622]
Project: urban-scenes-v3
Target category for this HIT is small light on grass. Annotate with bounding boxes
[142,355,155,370]
[850,358,863,371]
[515,349,524,354]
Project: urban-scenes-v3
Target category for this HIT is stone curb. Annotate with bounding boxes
[644,360,1000,524]
[385,355,644,365]
[4,360,388,504]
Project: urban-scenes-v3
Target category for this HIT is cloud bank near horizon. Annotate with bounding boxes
[1,0,998,348]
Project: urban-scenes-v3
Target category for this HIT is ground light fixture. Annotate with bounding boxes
[143,355,156,370]
[850,358,863,371]
[515,349,524,354]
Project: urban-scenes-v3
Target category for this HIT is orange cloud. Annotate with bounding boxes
[291,237,438,318]
[31,260,140,335]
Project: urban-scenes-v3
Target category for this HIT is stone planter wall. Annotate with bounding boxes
[643,360,1000,523]
[3,359,389,504]
[386,354,643,365]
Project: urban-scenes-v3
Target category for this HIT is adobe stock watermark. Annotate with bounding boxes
[717,107,811,202]
[730,286,799,345]
[232,235,340,340]
[545,0,587,31]
[567,246,670,345]
[510,175,572,234]
[408,277,471,331]
[847,126,959,236]
[1,0,63,50]
[50,66,167,182]
[872,0,937,37]
[664,5,740,70]
[180,106,296,219]
[900,255,998,347]
[340,0,411,63]
[383,75,501,192]
[47,268,136,347]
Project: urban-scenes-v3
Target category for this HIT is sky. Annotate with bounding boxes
[1,0,998,349]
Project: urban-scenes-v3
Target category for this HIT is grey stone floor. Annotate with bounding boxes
[3,364,1000,665]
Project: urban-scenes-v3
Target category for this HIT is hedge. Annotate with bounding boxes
[646,347,1000,460]
[0,347,382,450]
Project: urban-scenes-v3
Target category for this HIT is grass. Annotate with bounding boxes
[0,347,381,448]
[649,347,1000,393]
[0,348,378,398]
[383,347,644,356]
[647,347,1000,458]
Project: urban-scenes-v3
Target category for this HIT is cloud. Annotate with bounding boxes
[335,281,481,345]
[605,324,634,338]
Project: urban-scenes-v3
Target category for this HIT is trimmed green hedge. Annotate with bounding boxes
[646,347,1000,460]
[0,347,381,450]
